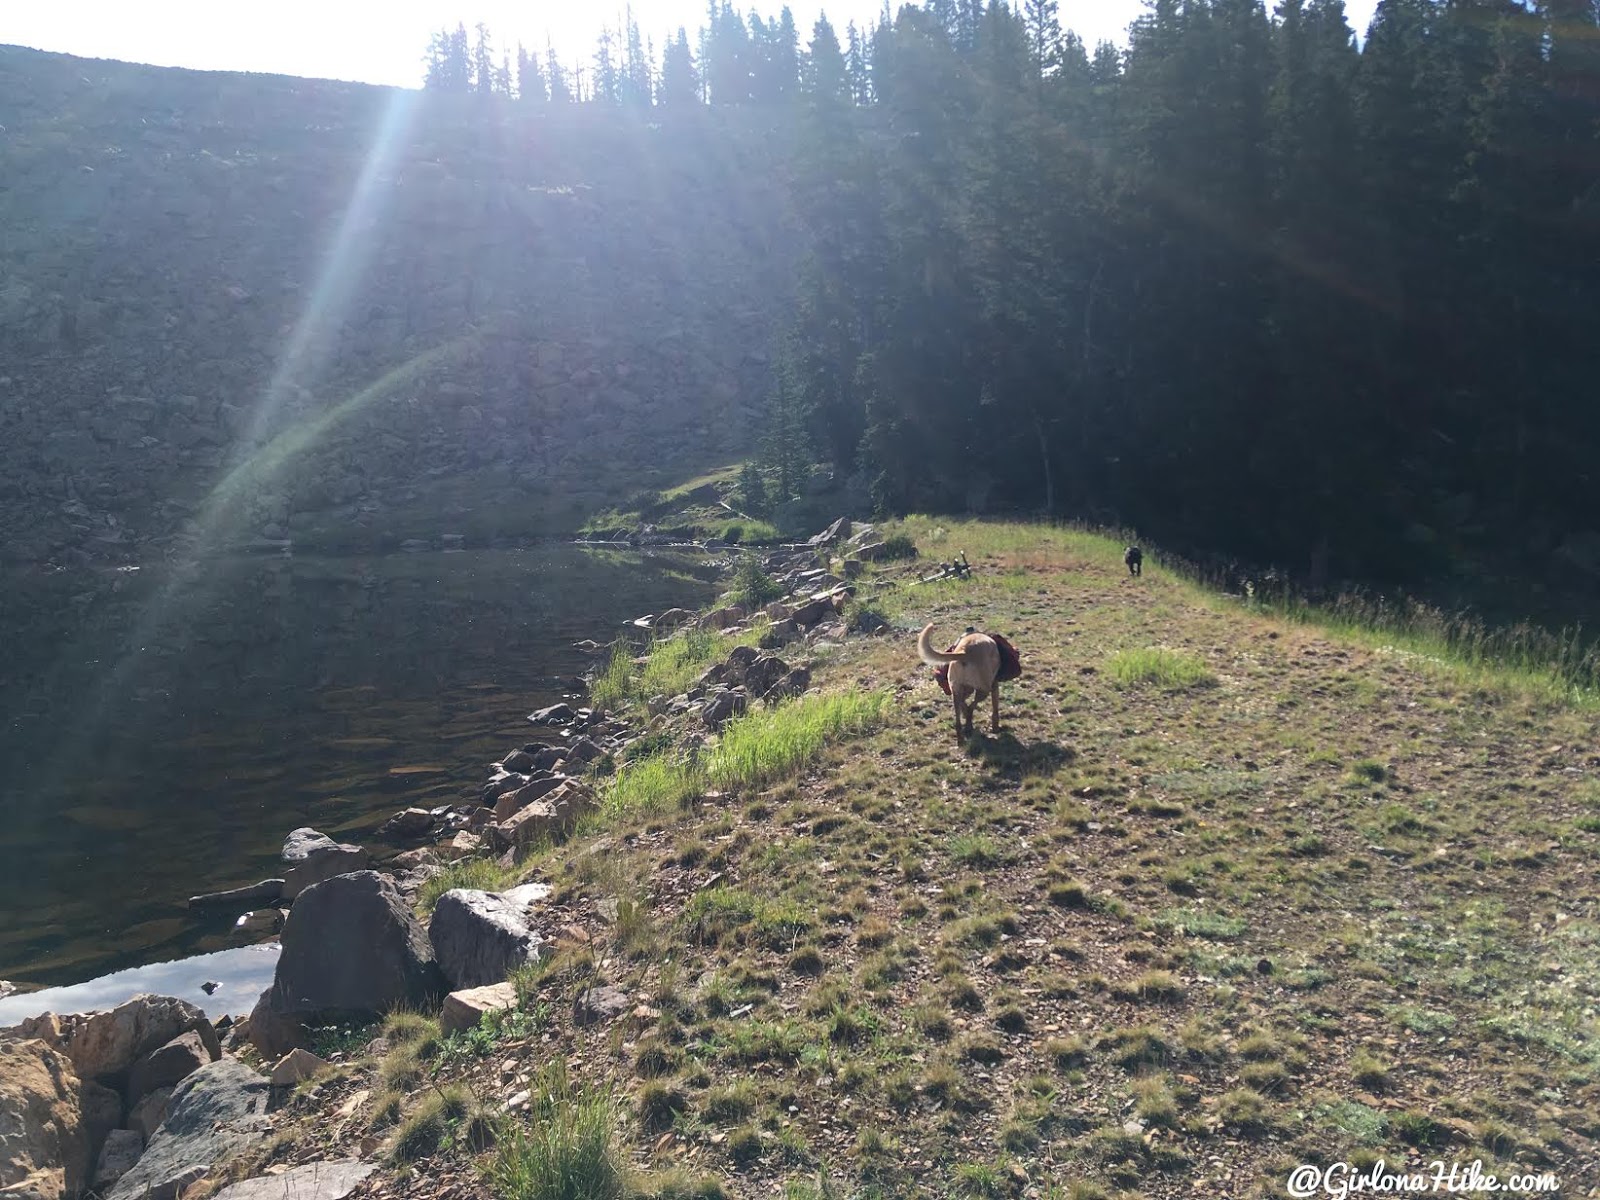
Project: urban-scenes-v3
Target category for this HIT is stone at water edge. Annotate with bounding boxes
[205,1160,376,1200]
[0,1039,88,1200]
[107,1058,271,1200]
[16,994,218,1084]
[186,879,285,909]
[93,1129,144,1189]
[280,828,338,863]
[281,840,368,901]
[440,982,519,1035]
[376,808,433,840]
[527,703,574,726]
[265,872,444,1023]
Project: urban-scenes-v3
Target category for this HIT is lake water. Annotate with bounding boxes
[0,544,718,988]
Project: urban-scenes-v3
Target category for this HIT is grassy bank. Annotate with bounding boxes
[246,517,1600,1199]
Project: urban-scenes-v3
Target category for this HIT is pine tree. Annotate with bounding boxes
[472,23,495,96]
[547,39,573,103]
[593,25,621,103]
[659,29,701,106]
[1023,0,1063,80]
[516,43,547,102]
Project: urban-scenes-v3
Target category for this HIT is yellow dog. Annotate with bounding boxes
[918,622,1004,743]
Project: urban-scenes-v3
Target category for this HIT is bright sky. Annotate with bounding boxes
[1,1,1379,90]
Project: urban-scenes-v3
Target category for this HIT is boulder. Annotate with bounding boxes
[26,995,217,1084]
[854,540,890,561]
[92,1129,143,1190]
[244,993,309,1061]
[790,596,834,628]
[562,737,605,765]
[701,605,745,631]
[438,831,483,861]
[281,837,368,902]
[376,808,433,841]
[763,666,813,704]
[440,982,519,1035]
[207,1161,375,1200]
[499,749,535,774]
[125,1031,214,1106]
[428,891,547,989]
[489,781,595,849]
[265,872,444,1022]
[701,689,748,731]
[78,1080,121,1174]
[107,1059,271,1200]
[807,518,850,547]
[653,608,696,632]
[759,619,800,649]
[281,829,337,863]
[493,774,567,822]
[573,986,631,1026]
[128,1087,172,1141]
[0,1040,86,1200]
[527,703,574,726]
[764,601,795,621]
[743,653,790,699]
[268,1049,328,1088]
[480,771,530,805]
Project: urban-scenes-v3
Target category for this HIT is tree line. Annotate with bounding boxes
[425,1,1600,593]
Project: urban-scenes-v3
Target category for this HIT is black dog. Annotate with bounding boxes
[1124,545,1143,577]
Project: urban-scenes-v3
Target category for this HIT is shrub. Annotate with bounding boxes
[730,553,783,610]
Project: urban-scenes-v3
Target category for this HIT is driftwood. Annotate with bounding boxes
[918,552,972,584]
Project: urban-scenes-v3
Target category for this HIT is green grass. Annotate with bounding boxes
[593,626,763,714]
[704,691,892,794]
[490,1065,624,1200]
[603,753,702,818]
[1106,647,1218,690]
[416,858,520,915]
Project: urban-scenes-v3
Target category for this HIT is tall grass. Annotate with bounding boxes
[603,754,702,818]
[705,691,892,793]
[490,1064,624,1200]
[416,857,520,915]
[590,626,761,713]
[1251,589,1600,702]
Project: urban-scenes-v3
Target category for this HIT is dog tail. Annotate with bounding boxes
[917,623,967,667]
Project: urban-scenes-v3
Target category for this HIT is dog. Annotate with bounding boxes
[918,622,1004,743]
[1124,545,1143,576]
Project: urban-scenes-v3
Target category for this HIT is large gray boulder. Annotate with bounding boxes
[428,890,547,990]
[108,1059,270,1200]
[266,872,443,1020]
[280,829,368,902]
[208,1160,374,1200]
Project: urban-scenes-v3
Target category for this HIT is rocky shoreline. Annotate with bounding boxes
[0,519,892,1200]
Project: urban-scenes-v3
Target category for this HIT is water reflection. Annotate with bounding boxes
[0,545,715,986]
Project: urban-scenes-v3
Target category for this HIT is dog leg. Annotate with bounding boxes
[952,688,964,743]
[991,685,1000,733]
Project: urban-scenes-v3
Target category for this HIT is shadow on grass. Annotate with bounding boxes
[965,730,1075,777]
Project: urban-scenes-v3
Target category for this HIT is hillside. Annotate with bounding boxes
[0,46,799,562]
[219,521,1600,1197]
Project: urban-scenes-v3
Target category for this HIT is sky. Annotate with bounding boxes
[1,0,1380,90]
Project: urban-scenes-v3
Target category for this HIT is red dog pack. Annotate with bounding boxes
[935,633,1022,695]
